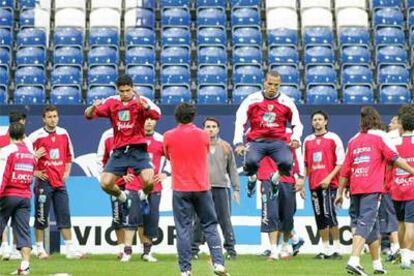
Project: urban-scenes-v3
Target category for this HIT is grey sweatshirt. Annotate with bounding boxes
[208,138,240,191]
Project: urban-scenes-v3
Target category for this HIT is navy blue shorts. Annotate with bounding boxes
[311,187,338,230]
[122,190,143,230]
[111,186,125,229]
[34,180,71,230]
[260,180,279,233]
[142,192,161,239]
[378,193,398,234]
[0,196,31,250]
[104,145,153,176]
[278,183,296,232]
[394,200,414,223]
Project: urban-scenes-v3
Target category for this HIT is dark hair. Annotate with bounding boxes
[400,112,414,132]
[9,111,26,124]
[174,103,196,124]
[311,110,329,121]
[203,117,220,128]
[116,74,134,88]
[398,105,414,119]
[360,106,384,132]
[267,70,281,79]
[9,122,25,140]
[42,105,58,117]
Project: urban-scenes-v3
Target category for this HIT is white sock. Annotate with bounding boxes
[271,171,280,184]
[1,242,8,247]
[372,259,383,270]
[12,244,18,251]
[333,240,341,253]
[400,248,411,265]
[20,260,29,270]
[64,240,73,254]
[323,241,330,255]
[348,256,360,267]
[36,242,45,253]
[390,242,400,255]
[291,233,299,244]
[248,175,257,182]
[117,191,127,203]
[410,250,414,260]
[118,243,125,253]
[271,244,279,255]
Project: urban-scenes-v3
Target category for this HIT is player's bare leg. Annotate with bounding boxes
[11,247,31,275]
[401,222,414,268]
[100,173,124,198]
[368,239,386,273]
[116,229,125,259]
[138,227,157,262]
[121,230,135,262]
[316,228,330,259]
[330,226,342,259]
[140,168,155,193]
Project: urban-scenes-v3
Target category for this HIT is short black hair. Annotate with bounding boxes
[42,105,58,117]
[116,74,134,88]
[400,112,414,132]
[9,111,26,124]
[203,117,220,128]
[9,122,25,140]
[174,103,196,124]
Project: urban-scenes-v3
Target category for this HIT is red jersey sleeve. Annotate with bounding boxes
[65,133,74,163]
[94,99,112,118]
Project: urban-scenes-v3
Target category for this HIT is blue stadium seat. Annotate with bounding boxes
[303,27,334,46]
[408,10,414,29]
[16,28,47,47]
[125,46,155,65]
[135,0,156,10]
[53,46,83,65]
[340,45,371,65]
[379,85,411,103]
[125,27,156,46]
[231,0,261,6]
[19,0,36,9]
[19,8,33,27]
[408,0,414,8]
[160,85,191,104]
[52,65,82,85]
[197,7,226,26]
[14,85,45,104]
[0,47,10,65]
[197,26,227,45]
[376,45,407,64]
[233,45,262,64]
[232,84,262,104]
[135,8,155,29]
[197,85,227,104]
[88,46,119,65]
[231,6,261,26]
[377,64,409,84]
[338,27,370,45]
[304,46,335,65]
[127,65,155,85]
[0,0,13,8]
[0,28,12,48]
[89,27,119,46]
[341,65,373,85]
[270,65,300,86]
[87,85,117,104]
[305,65,337,86]
[50,86,82,105]
[373,7,404,27]
[15,66,45,85]
[374,27,405,45]
[161,0,191,7]
[269,46,299,65]
[197,45,227,64]
[16,46,46,66]
[306,85,338,104]
[0,8,13,30]
[372,0,402,8]
[233,64,263,84]
[197,0,226,7]
[232,26,262,45]
[161,45,191,64]
[88,65,118,85]
[161,65,190,84]
[342,85,374,104]
[279,86,301,103]
[268,29,298,46]
[0,84,6,104]
[162,7,190,26]
[198,64,227,84]
[0,64,8,85]
[162,26,191,46]
[134,85,154,99]
[53,27,84,46]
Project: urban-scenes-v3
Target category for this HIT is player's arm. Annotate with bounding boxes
[135,92,161,121]
[334,147,352,207]
[84,99,107,119]
[233,97,250,155]
[287,100,303,149]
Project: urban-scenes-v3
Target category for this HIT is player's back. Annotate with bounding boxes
[391,135,414,201]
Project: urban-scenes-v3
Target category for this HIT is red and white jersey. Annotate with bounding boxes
[384,130,401,193]
[86,95,161,150]
[303,131,345,190]
[233,91,303,145]
[0,132,11,148]
[28,127,74,188]
[390,135,414,201]
[0,142,36,198]
[96,128,114,172]
[340,130,399,195]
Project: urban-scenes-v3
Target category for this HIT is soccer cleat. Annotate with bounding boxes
[386,250,399,262]
[268,251,279,261]
[247,178,256,198]
[269,173,280,199]
[36,251,49,260]
[225,253,236,260]
[280,245,293,260]
[66,251,85,260]
[11,267,30,275]
[141,253,158,262]
[192,253,199,260]
[373,268,387,274]
[314,253,328,260]
[346,264,367,276]
[213,263,229,276]
[10,250,22,260]
[2,246,11,261]
[257,249,271,257]
[292,239,304,256]
[330,252,343,260]
[120,253,132,262]
[180,271,192,276]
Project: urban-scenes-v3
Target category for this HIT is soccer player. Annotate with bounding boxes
[233,71,303,198]
[192,117,240,260]
[84,75,160,204]
[335,106,414,275]
[0,122,37,275]
[28,105,82,259]
[303,110,345,259]
[164,103,228,276]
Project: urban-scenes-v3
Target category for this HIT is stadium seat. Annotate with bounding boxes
[161,0,191,7]
[231,0,261,6]
[162,26,191,46]
[279,85,302,103]
[337,8,369,29]
[267,8,298,30]
[373,7,404,27]
[126,64,155,85]
[55,0,85,11]
[16,28,47,47]
[231,6,261,26]
[16,46,46,66]
[301,0,331,10]
[161,65,190,84]
[19,0,51,9]
[232,26,262,45]
[87,85,116,103]
[88,46,119,65]
[302,8,333,28]
[197,45,227,64]
[161,45,190,64]
[197,26,227,45]
[371,0,402,9]
[379,85,411,104]
[160,85,191,104]
[0,0,13,8]
[342,85,374,104]
[125,0,156,10]
[88,64,118,85]
[197,7,226,26]
[270,65,300,86]
[268,28,298,46]
[305,65,337,86]
[377,64,409,84]
[50,85,82,104]
[376,28,405,45]
[0,8,13,30]
[335,0,366,11]
[233,45,262,64]
[134,85,154,99]
[91,0,122,11]
[340,45,371,65]
[89,27,119,46]
[125,46,155,65]
[53,27,84,46]
[376,45,408,65]
[338,27,370,45]
[304,46,335,65]
[197,84,227,104]
[198,64,227,84]
[125,8,155,30]
[268,45,299,65]
[0,65,8,85]
[306,85,338,104]
[15,66,45,85]
[125,27,155,46]
[52,65,82,85]
[19,7,50,32]
[14,85,45,104]
[55,8,85,29]
[197,0,226,7]
[341,65,373,85]
[53,46,83,65]
[0,84,6,104]
[233,64,263,84]
[90,8,121,29]
[232,84,262,104]
[162,7,190,26]
[0,47,10,65]
[303,27,334,45]
[0,28,12,48]
[267,0,297,9]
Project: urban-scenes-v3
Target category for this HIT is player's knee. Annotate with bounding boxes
[278,161,293,176]
[243,159,259,175]
[100,174,114,191]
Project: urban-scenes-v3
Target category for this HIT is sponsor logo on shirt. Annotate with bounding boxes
[354,155,370,164]
[50,148,60,160]
[352,167,369,177]
[116,122,134,130]
[118,110,131,122]
[395,176,414,186]
[14,163,34,172]
[313,152,322,162]
[45,160,64,167]
[11,171,33,182]
[353,147,371,155]
[396,168,409,176]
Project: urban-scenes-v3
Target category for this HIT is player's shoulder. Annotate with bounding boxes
[367,129,388,141]
[102,128,114,139]
[55,126,70,136]
[28,127,48,141]
[325,131,342,142]
[103,95,121,103]
[303,133,316,143]
[241,91,264,105]
[0,143,18,158]
[348,132,361,145]
[153,132,164,143]
[278,92,296,107]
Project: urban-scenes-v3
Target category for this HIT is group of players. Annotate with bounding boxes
[1,72,414,275]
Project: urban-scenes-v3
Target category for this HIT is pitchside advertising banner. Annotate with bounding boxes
[0,105,401,254]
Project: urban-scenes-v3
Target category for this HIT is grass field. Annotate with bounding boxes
[0,254,412,276]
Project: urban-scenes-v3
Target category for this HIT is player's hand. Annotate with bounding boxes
[134,89,149,109]
[334,194,343,208]
[122,173,135,183]
[235,144,246,156]
[319,177,331,189]
[232,190,240,205]
[34,170,48,181]
[63,172,70,183]
[299,189,305,199]
[295,178,304,192]
[289,140,300,149]
[35,147,46,159]
[153,173,167,183]
[93,99,103,107]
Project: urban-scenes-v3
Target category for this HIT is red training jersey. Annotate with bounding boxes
[0,142,36,198]
[340,130,398,195]
[28,127,74,187]
[0,132,11,148]
[303,131,345,190]
[164,124,210,192]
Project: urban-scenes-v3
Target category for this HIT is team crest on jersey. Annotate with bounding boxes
[118,110,131,122]
[313,152,322,162]
[263,112,276,123]
[49,148,60,160]
[267,104,274,111]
